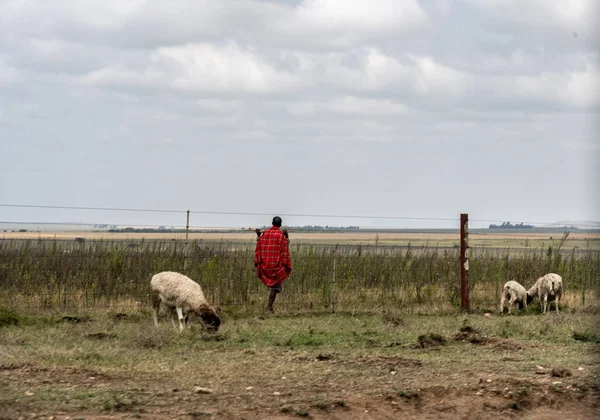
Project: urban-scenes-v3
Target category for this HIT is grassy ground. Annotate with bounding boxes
[1,306,599,419]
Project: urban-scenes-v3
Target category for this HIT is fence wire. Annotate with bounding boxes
[1,238,598,314]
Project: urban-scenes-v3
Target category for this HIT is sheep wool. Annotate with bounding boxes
[527,273,563,314]
[151,271,221,331]
[500,280,528,315]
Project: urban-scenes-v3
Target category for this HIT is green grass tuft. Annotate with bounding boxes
[0,307,19,327]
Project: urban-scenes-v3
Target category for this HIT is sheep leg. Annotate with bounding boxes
[176,306,185,331]
[510,296,519,315]
[542,296,548,314]
[169,307,177,329]
[500,295,506,314]
[555,295,559,314]
[152,293,161,327]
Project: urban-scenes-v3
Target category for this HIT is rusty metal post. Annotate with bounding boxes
[183,210,190,272]
[331,248,337,314]
[460,213,469,310]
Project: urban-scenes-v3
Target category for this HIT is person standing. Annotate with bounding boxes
[254,216,292,313]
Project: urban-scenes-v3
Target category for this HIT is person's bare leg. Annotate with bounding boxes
[267,289,277,313]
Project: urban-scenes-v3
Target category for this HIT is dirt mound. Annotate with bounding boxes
[453,327,531,351]
[417,333,446,348]
[488,338,530,351]
[454,326,489,344]
[551,367,573,378]
[60,315,92,323]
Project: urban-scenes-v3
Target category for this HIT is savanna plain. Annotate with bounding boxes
[1,230,599,419]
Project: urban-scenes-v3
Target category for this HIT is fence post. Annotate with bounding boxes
[183,210,190,272]
[331,247,337,314]
[460,213,469,310]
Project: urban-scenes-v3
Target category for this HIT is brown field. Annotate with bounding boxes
[3,230,599,250]
[2,230,599,241]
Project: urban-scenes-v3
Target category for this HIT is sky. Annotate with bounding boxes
[1,0,599,230]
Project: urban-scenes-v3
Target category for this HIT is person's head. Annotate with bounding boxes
[272,216,282,227]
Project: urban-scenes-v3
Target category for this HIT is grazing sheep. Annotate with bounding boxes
[500,280,528,314]
[527,273,563,314]
[151,271,221,331]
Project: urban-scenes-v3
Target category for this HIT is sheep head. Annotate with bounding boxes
[198,307,221,331]
[526,293,534,305]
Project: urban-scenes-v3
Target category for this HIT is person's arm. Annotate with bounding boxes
[254,237,261,267]
[280,234,292,272]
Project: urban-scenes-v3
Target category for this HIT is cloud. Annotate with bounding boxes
[75,42,300,94]
[1,0,599,226]
[287,0,427,47]
[154,43,299,93]
[0,57,20,84]
[328,96,409,116]
[463,0,600,47]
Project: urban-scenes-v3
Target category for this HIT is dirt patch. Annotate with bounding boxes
[85,332,118,340]
[2,312,599,419]
[454,326,489,344]
[417,333,446,348]
[1,360,598,420]
[453,326,532,351]
[551,367,573,378]
[60,315,92,324]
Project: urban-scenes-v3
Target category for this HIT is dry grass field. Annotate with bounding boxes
[1,230,599,419]
[3,230,599,250]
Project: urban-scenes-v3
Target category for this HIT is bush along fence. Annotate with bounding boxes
[0,235,598,314]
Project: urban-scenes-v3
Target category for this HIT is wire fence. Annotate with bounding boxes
[1,204,598,314]
[1,237,598,314]
[3,202,600,230]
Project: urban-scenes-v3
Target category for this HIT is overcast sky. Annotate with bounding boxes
[1,0,599,230]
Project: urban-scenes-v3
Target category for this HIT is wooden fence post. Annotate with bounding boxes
[183,210,190,272]
[460,213,469,310]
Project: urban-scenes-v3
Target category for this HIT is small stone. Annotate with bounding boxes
[281,376,286,380]
[390,371,397,375]
[476,390,484,396]
[486,379,492,383]
[273,391,281,396]
[89,376,95,380]
[24,391,34,397]
[483,313,492,318]
[246,386,254,390]
[578,367,584,371]
[194,387,213,394]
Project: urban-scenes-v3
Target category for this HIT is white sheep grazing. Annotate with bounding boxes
[151,271,221,331]
[500,280,528,314]
[526,273,563,314]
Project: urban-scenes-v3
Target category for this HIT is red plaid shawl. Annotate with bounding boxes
[254,226,292,287]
